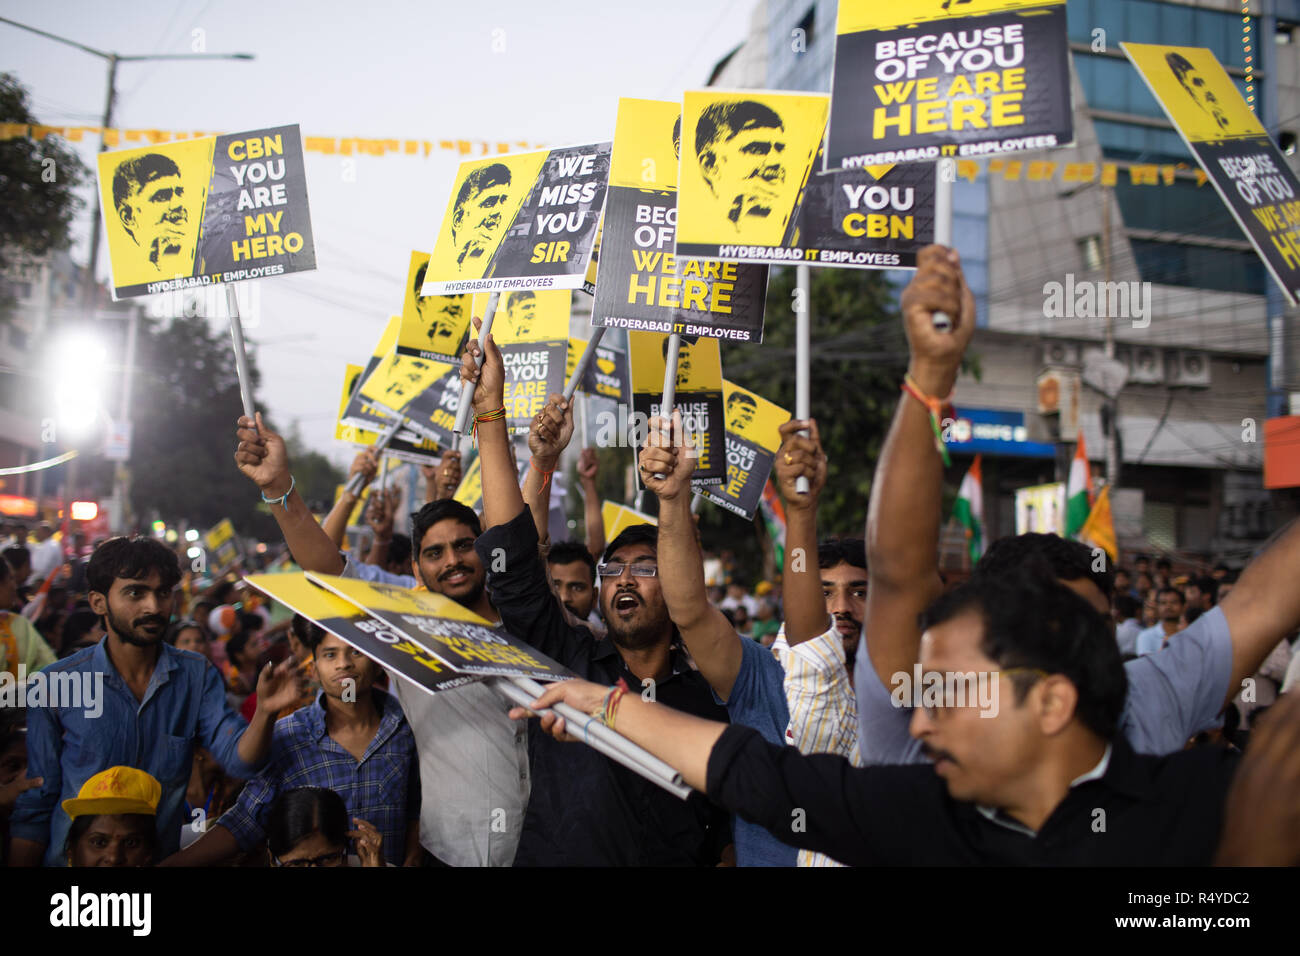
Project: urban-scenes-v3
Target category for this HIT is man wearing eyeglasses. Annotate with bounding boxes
[459,323,733,866]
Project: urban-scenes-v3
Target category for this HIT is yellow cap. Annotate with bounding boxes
[62,766,161,819]
[754,581,774,596]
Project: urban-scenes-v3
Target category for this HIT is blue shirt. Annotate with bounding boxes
[12,637,261,866]
[1136,624,1173,656]
[855,606,1233,765]
[218,688,418,866]
[714,637,797,867]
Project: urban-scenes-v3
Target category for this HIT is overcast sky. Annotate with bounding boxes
[4,0,754,464]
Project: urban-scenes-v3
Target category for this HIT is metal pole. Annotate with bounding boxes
[226,284,256,420]
[494,678,690,799]
[345,415,403,496]
[113,303,140,532]
[931,159,955,333]
[508,676,688,790]
[1101,184,1120,489]
[652,333,681,482]
[453,292,501,440]
[82,54,118,306]
[795,263,811,495]
[564,326,606,402]
[690,492,703,514]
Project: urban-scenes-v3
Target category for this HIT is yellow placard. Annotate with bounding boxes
[722,380,788,454]
[97,137,215,291]
[397,250,472,361]
[424,150,550,285]
[838,0,1065,34]
[490,288,572,345]
[601,501,658,543]
[610,97,683,191]
[627,330,722,394]
[677,90,827,250]
[1123,43,1265,143]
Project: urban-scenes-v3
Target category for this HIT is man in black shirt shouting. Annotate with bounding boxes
[460,320,731,866]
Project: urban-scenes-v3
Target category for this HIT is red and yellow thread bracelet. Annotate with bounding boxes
[900,374,954,468]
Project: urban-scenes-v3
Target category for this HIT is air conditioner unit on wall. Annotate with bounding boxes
[1122,346,1164,385]
[1040,340,1081,367]
[1167,350,1211,388]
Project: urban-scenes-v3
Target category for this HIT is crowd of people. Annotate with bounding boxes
[3,246,1300,868]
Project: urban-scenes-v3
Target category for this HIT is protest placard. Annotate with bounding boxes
[627,331,725,487]
[396,251,472,363]
[592,98,768,340]
[491,288,571,427]
[421,143,611,294]
[566,336,629,404]
[244,573,479,695]
[677,90,935,268]
[699,381,790,520]
[203,518,240,574]
[97,124,316,298]
[601,500,658,542]
[825,0,1072,170]
[336,360,441,466]
[1124,43,1300,305]
[306,573,573,681]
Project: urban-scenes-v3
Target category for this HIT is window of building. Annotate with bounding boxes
[1129,238,1267,295]
[1078,235,1104,271]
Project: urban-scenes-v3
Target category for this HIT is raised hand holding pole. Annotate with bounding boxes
[453,292,501,442]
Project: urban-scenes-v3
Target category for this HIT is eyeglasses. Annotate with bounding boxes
[271,848,348,868]
[597,562,657,579]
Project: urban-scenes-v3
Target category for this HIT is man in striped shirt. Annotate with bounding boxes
[768,419,864,867]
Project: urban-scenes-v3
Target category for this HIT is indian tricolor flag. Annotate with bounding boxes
[759,479,787,567]
[953,455,984,563]
[1065,433,1093,539]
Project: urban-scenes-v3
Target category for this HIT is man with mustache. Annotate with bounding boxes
[412,260,467,357]
[857,244,1300,774]
[112,154,199,277]
[450,163,511,271]
[1167,52,1236,135]
[234,410,530,866]
[460,325,732,865]
[695,101,789,232]
[9,536,304,866]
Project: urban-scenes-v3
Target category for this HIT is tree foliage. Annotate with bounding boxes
[128,315,340,538]
[697,266,910,579]
[0,74,88,288]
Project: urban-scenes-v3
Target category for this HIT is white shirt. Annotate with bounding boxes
[341,556,530,866]
[26,536,63,587]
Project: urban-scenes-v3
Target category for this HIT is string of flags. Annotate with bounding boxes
[0,122,1210,186]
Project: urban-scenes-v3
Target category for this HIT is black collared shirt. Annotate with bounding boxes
[706,726,1238,865]
[477,506,731,866]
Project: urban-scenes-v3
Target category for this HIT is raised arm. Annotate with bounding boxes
[774,418,829,646]
[522,391,575,549]
[865,246,975,688]
[1218,516,1300,709]
[577,448,606,560]
[640,413,743,699]
[363,489,399,565]
[460,318,524,532]
[321,450,378,547]
[234,413,344,575]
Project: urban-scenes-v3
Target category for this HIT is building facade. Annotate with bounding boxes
[706,0,1298,564]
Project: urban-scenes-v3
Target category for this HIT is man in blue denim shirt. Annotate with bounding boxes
[9,536,304,866]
